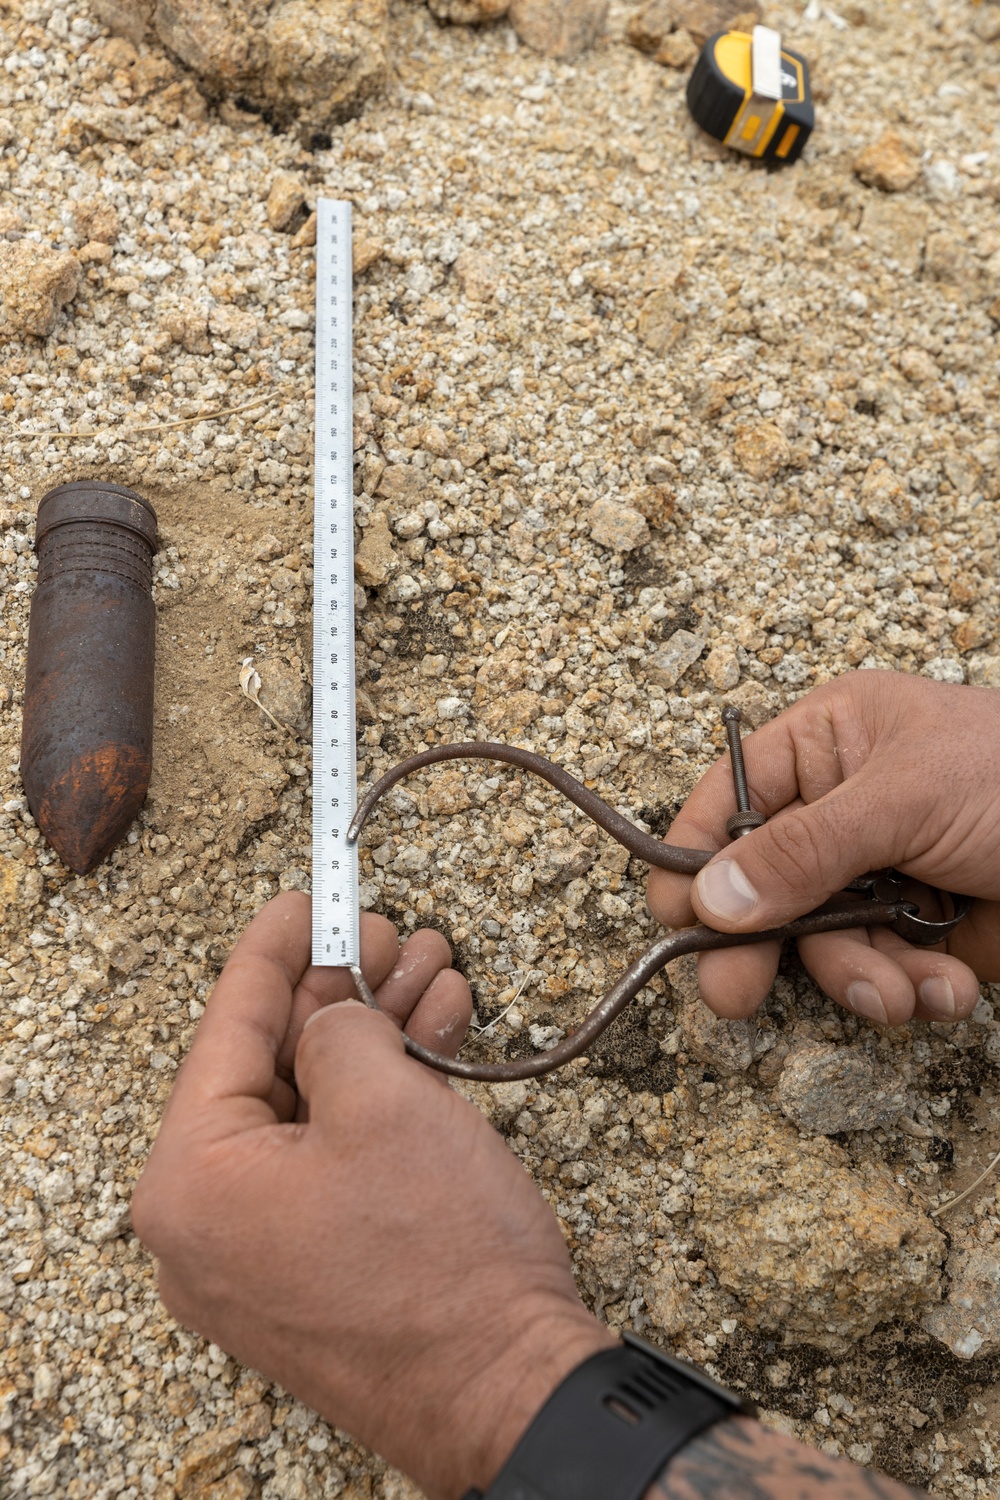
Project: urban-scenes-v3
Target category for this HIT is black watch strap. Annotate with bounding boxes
[462,1330,755,1500]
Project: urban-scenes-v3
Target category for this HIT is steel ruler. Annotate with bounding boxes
[312,197,360,968]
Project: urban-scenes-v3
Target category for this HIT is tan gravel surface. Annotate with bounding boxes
[2,0,1000,1495]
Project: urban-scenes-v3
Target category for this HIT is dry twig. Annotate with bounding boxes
[32,393,270,441]
[932,1145,1000,1217]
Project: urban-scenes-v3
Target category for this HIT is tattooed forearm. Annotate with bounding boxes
[646,1417,929,1500]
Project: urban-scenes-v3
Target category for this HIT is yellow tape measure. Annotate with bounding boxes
[687,25,814,164]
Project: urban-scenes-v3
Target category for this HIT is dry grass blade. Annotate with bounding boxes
[931,1145,1000,1217]
[34,394,270,441]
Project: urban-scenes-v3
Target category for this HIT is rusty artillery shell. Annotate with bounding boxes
[20,481,158,874]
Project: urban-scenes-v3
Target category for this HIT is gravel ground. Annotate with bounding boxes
[2,0,1000,1495]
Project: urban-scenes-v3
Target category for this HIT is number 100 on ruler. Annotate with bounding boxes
[312,198,359,968]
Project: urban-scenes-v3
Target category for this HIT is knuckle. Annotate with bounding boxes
[755,813,826,892]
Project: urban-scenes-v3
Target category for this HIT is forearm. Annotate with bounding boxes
[646,1416,928,1500]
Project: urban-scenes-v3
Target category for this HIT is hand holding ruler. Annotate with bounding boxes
[312,198,361,971]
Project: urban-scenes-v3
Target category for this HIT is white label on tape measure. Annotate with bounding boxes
[751,25,783,102]
[312,197,359,968]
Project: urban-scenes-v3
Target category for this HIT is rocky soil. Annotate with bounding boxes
[1,0,1000,1495]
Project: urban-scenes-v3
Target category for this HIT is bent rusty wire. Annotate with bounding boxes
[347,739,971,1083]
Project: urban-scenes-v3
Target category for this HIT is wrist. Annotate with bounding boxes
[421,1301,617,1500]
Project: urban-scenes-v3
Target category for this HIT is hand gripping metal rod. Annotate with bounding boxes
[346,739,935,1083]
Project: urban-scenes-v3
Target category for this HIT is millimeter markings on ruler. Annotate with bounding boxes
[312,198,359,968]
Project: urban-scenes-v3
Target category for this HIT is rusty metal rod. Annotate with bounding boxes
[351,902,907,1082]
[349,741,715,875]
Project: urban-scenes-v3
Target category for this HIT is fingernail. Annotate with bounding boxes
[694,860,759,922]
[918,976,956,1020]
[846,981,888,1026]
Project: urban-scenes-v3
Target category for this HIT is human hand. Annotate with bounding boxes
[132,892,612,1500]
[647,671,1000,1026]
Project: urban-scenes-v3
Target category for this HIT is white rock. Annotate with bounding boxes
[922,658,965,684]
[646,629,705,689]
[923,1238,1000,1358]
[32,1364,61,1402]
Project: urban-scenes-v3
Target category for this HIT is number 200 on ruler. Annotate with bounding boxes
[312,199,359,968]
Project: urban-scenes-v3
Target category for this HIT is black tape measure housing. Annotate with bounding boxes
[687,28,814,164]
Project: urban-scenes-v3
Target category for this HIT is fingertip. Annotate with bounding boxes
[359,911,403,959]
[914,966,982,1024]
[799,932,917,1028]
[696,943,779,1019]
[405,968,474,1059]
[646,866,696,928]
[866,930,982,1024]
[301,998,367,1032]
[407,926,454,968]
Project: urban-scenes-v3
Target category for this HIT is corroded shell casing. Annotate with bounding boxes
[20,481,158,874]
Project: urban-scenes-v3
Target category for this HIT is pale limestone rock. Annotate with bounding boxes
[898,347,939,383]
[967,653,1000,689]
[923,1235,1000,1358]
[91,0,154,44]
[72,198,121,245]
[646,629,705,689]
[265,173,307,231]
[860,458,913,533]
[290,211,317,249]
[672,953,771,1073]
[208,304,259,350]
[859,196,927,273]
[587,497,650,552]
[425,771,472,817]
[693,1106,945,1350]
[453,248,500,301]
[724,678,779,728]
[483,688,544,733]
[354,513,400,588]
[533,827,597,884]
[628,0,758,51]
[509,0,608,58]
[776,1043,906,1136]
[428,0,509,20]
[853,130,920,193]
[162,301,212,353]
[104,0,388,131]
[654,28,698,66]
[703,639,740,691]
[578,1229,634,1308]
[733,422,791,481]
[632,484,676,528]
[638,288,685,354]
[353,233,385,275]
[0,241,80,338]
